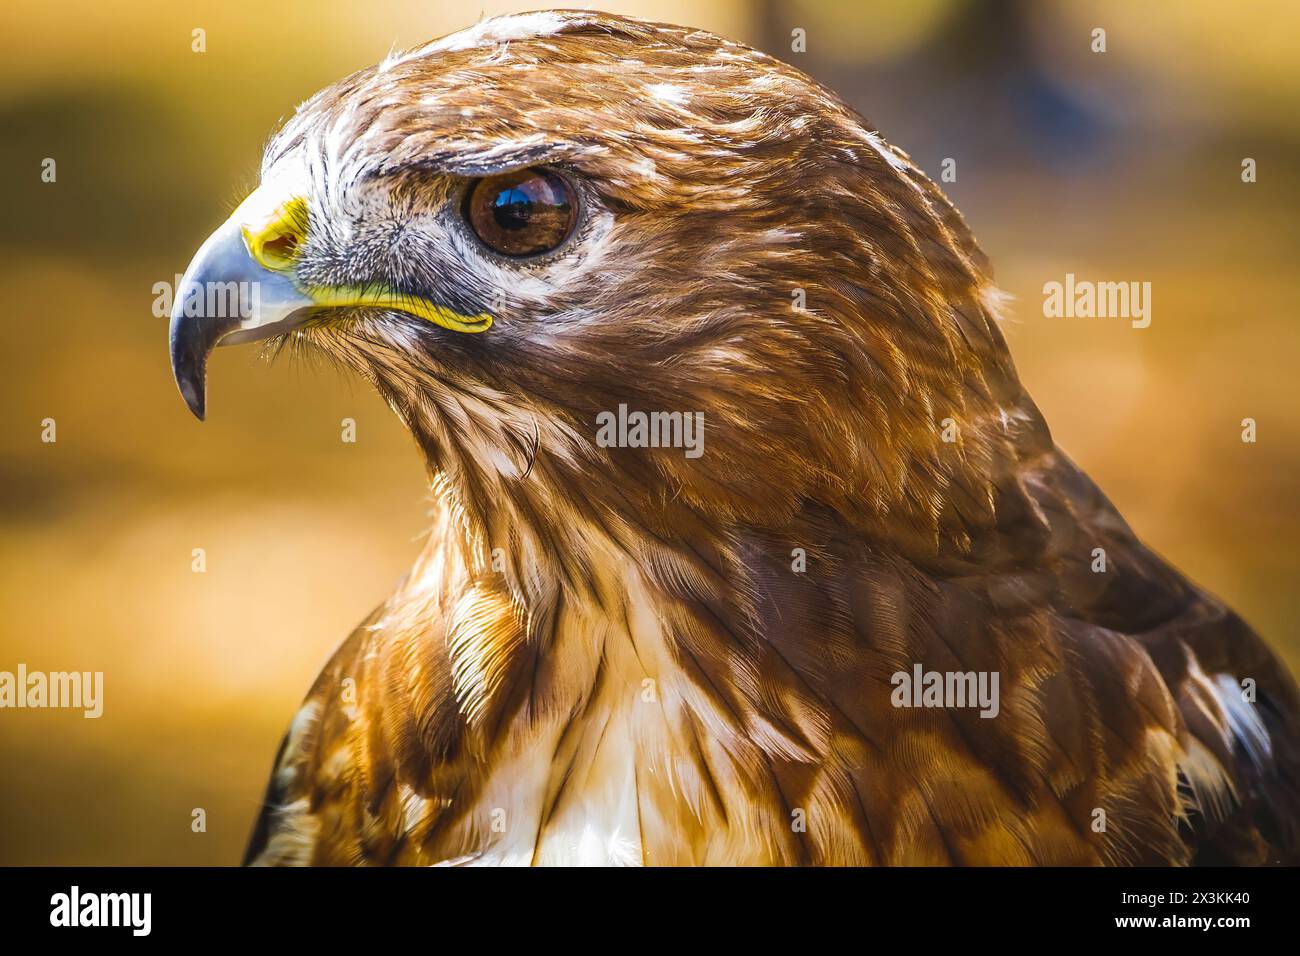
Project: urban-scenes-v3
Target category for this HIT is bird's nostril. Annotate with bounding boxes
[259,232,302,269]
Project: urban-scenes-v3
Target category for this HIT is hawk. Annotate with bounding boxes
[168,11,1299,865]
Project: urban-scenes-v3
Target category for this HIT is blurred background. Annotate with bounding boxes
[1,0,1297,864]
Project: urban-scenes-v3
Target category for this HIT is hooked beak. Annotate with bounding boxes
[168,215,314,420]
[169,190,494,421]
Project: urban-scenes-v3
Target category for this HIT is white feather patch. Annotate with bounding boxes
[1213,673,1271,770]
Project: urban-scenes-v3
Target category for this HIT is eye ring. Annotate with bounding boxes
[462,168,577,258]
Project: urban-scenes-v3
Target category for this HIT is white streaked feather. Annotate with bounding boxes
[1213,673,1272,770]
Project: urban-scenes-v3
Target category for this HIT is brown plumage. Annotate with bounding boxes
[169,11,1299,865]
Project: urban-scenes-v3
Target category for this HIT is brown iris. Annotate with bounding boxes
[465,169,575,256]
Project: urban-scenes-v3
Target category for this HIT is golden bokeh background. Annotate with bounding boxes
[1,0,1297,864]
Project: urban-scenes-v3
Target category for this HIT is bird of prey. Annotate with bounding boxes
[168,10,1299,865]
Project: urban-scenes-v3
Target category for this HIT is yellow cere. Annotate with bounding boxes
[242,194,493,334]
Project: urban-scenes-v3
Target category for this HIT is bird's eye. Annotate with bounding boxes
[464,169,575,257]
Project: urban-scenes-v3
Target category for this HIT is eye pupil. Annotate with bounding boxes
[467,169,575,256]
[492,187,533,231]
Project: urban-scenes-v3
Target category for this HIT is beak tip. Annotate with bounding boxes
[169,304,213,422]
[176,373,207,421]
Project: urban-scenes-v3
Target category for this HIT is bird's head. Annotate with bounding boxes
[171,10,1027,568]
